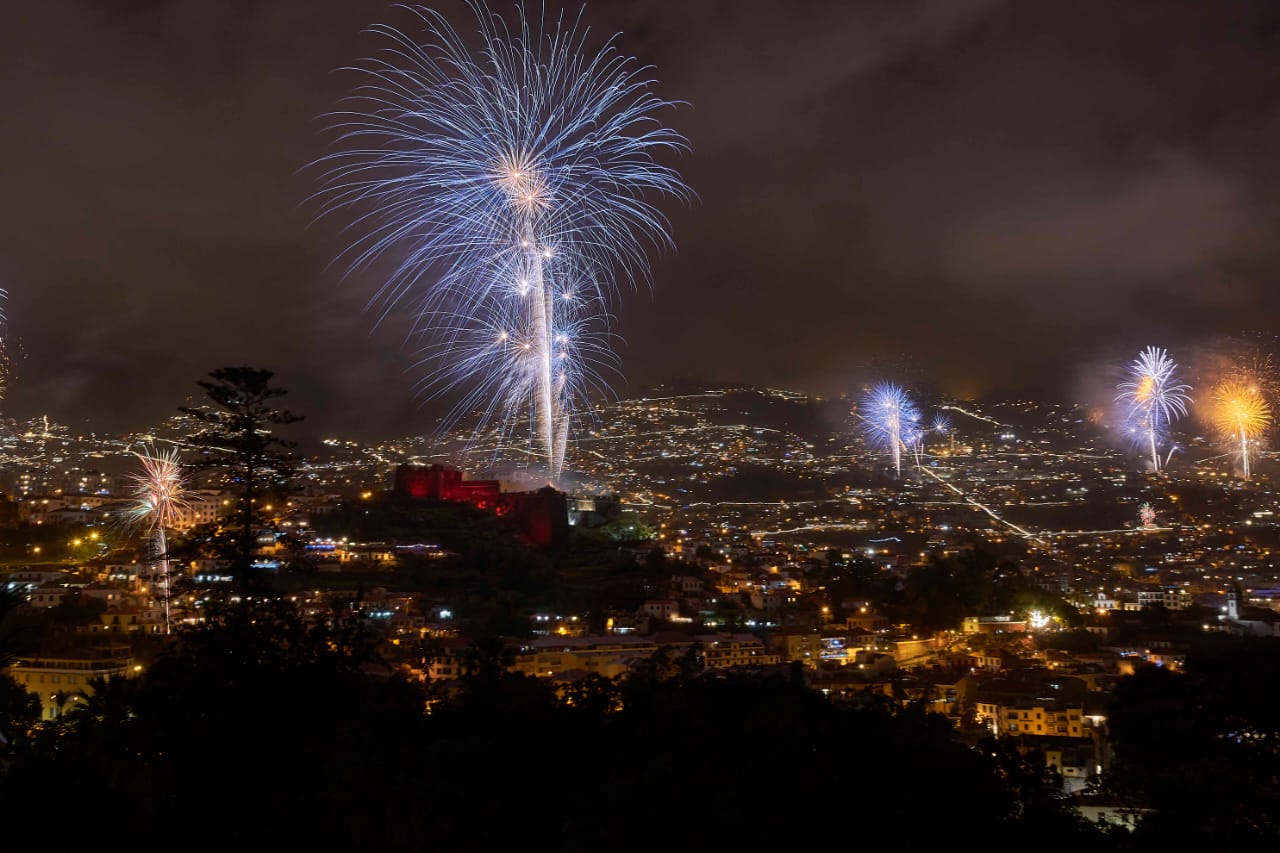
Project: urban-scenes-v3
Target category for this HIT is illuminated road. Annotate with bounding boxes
[915,462,1053,549]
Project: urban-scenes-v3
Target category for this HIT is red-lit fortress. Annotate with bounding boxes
[393,464,568,547]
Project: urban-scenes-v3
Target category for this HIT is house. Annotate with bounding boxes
[974,671,1091,739]
[1041,739,1099,793]
[27,582,70,609]
[3,569,69,594]
[6,644,135,721]
[694,633,780,669]
[972,649,1021,671]
[96,605,165,634]
[671,575,705,596]
[767,629,875,667]
[962,615,1027,634]
[638,599,680,621]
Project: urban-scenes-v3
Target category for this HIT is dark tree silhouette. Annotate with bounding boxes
[180,367,302,580]
[1106,642,1280,846]
[0,587,40,761]
[0,586,23,669]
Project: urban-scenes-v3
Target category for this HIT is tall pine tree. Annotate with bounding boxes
[180,367,303,583]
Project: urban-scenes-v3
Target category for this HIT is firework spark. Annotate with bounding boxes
[130,448,191,530]
[1114,346,1191,472]
[930,413,954,453]
[129,446,192,633]
[313,2,690,480]
[860,382,921,478]
[1208,379,1271,479]
[1231,350,1279,400]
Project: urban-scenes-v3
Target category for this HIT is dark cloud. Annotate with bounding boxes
[2,0,1278,440]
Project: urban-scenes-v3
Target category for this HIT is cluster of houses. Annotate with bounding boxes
[5,516,1278,809]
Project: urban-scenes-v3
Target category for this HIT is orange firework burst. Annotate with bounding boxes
[1208,380,1272,478]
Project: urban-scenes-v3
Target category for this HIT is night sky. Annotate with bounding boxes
[3,0,1280,440]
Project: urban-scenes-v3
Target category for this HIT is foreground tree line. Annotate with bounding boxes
[1,595,1276,850]
[0,596,1082,848]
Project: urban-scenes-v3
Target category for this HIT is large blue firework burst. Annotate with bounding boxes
[313,1,690,478]
[860,381,921,478]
